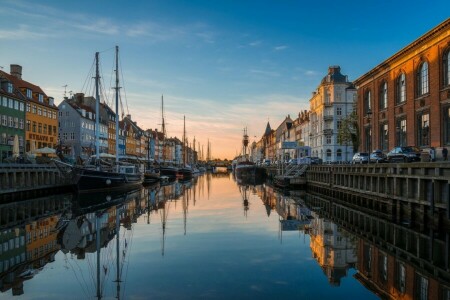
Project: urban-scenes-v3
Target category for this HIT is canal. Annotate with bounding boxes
[0,171,447,299]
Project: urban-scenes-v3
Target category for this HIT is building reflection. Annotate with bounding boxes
[303,192,450,299]
[0,194,72,296]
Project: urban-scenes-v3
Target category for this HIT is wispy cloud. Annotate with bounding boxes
[305,70,318,76]
[249,69,280,77]
[274,45,288,51]
[0,24,55,40]
[74,19,119,35]
[249,40,262,47]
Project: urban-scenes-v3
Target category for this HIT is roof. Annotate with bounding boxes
[320,66,348,84]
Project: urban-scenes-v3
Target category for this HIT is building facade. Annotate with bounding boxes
[309,66,356,162]
[354,18,450,157]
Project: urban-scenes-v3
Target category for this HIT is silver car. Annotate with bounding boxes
[352,152,369,164]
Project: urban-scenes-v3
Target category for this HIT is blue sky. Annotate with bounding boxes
[1,0,449,159]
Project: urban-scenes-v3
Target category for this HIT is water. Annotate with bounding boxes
[0,172,447,299]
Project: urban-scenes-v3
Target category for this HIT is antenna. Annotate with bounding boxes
[62,84,68,97]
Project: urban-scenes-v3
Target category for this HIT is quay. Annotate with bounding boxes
[0,164,72,201]
[305,163,450,231]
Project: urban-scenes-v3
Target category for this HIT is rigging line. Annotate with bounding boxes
[118,53,130,117]
[81,58,95,96]
[98,59,110,105]
[98,46,115,54]
[120,223,135,300]
[66,253,92,299]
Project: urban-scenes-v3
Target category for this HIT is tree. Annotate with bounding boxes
[337,110,360,153]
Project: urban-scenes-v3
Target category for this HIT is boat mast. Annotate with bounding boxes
[161,95,165,164]
[114,46,120,167]
[183,115,186,166]
[96,213,101,299]
[95,52,100,163]
[115,205,122,299]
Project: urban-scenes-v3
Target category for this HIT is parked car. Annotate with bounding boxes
[352,152,369,164]
[386,146,421,163]
[309,157,322,164]
[369,150,387,163]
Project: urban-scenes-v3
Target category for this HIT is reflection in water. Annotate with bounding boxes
[1,173,448,299]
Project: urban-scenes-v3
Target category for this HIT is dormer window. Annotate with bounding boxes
[38,94,44,103]
[7,83,13,93]
[26,89,32,99]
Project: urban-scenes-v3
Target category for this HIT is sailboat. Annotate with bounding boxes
[157,95,179,179]
[234,127,266,185]
[55,46,143,193]
[178,116,193,180]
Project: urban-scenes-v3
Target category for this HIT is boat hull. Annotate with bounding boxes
[159,166,179,179]
[234,164,266,185]
[73,167,143,193]
[178,167,193,179]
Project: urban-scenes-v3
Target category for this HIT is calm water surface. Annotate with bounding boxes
[2,171,442,299]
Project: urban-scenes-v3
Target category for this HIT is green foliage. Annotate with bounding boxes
[337,111,360,153]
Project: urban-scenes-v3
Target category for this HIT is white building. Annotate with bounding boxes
[309,66,356,162]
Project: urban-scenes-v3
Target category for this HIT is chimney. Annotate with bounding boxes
[126,114,131,120]
[75,93,84,104]
[10,64,22,80]
[328,65,341,74]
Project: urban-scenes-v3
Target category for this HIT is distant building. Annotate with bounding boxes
[354,18,450,157]
[309,66,356,162]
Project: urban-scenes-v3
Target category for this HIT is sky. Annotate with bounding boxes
[0,0,449,159]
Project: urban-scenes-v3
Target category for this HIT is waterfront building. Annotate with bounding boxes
[294,110,310,150]
[261,121,274,162]
[118,121,126,156]
[101,102,117,155]
[58,96,101,160]
[0,71,26,162]
[1,65,58,155]
[354,18,450,157]
[123,114,145,158]
[274,115,294,162]
[309,66,356,162]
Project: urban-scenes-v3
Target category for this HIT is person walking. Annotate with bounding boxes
[443,147,448,161]
[429,147,435,162]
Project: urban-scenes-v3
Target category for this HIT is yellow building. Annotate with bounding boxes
[6,65,58,151]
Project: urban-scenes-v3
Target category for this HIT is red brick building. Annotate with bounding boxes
[354,18,450,156]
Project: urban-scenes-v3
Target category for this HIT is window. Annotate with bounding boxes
[14,117,18,128]
[19,102,24,111]
[14,100,19,110]
[52,112,56,119]
[337,120,342,130]
[38,123,42,133]
[378,253,388,283]
[26,89,32,99]
[379,81,387,109]
[32,121,36,132]
[326,136,331,144]
[70,132,75,140]
[380,123,388,151]
[417,62,429,96]
[8,99,13,108]
[26,120,31,131]
[396,118,407,147]
[336,149,342,161]
[396,73,406,104]
[336,107,342,115]
[8,116,13,127]
[19,119,24,129]
[26,103,30,112]
[326,149,332,161]
[364,90,371,113]
[38,108,42,116]
[444,49,450,86]
[417,112,430,147]
[32,105,37,114]
[43,109,47,117]
[7,83,13,93]
[38,94,44,102]
[415,274,428,300]
[2,97,7,107]
[1,115,6,126]
[445,106,450,145]
[43,124,47,134]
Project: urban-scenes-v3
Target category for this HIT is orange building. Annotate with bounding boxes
[354,18,450,156]
[4,65,58,151]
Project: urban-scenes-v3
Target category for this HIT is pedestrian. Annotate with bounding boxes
[443,147,448,161]
[429,147,435,162]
